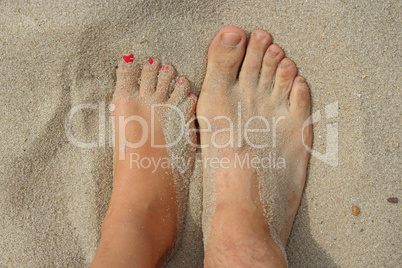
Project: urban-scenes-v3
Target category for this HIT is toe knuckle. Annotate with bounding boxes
[216,56,237,69]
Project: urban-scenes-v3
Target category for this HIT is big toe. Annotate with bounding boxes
[203,26,246,91]
[113,54,141,102]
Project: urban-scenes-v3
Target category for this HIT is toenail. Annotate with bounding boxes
[123,54,134,63]
[220,32,242,47]
[162,65,169,71]
[178,78,184,85]
[189,94,195,98]
[268,49,279,57]
[148,58,154,65]
[253,31,265,40]
[297,77,306,83]
[280,59,290,68]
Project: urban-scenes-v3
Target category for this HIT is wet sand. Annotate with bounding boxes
[0,1,400,267]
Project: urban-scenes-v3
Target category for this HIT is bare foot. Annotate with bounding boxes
[91,55,197,267]
[197,26,313,267]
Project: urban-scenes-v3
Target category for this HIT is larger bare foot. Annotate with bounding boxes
[198,26,313,267]
[91,56,197,267]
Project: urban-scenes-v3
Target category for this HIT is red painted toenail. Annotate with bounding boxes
[189,94,195,98]
[148,58,154,65]
[123,54,134,63]
[178,78,184,85]
[162,65,169,71]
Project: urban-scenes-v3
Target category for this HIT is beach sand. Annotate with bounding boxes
[0,1,400,267]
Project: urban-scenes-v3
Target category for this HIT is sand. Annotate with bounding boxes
[0,0,400,267]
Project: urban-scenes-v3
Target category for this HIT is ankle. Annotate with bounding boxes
[102,201,177,241]
[205,225,287,268]
[98,208,176,266]
[205,202,287,267]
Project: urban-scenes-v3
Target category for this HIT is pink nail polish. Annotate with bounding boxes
[189,94,195,98]
[178,78,184,85]
[123,54,134,63]
[148,58,154,65]
[162,65,169,71]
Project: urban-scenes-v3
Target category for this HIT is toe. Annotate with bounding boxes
[177,94,198,150]
[289,76,310,117]
[239,30,271,88]
[258,44,284,93]
[154,64,176,102]
[203,26,247,91]
[184,94,198,148]
[184,94,198,122]
[271,58,297,104]
[139,58,161,96]
[167,77,191,106]
[114,54,141,101]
